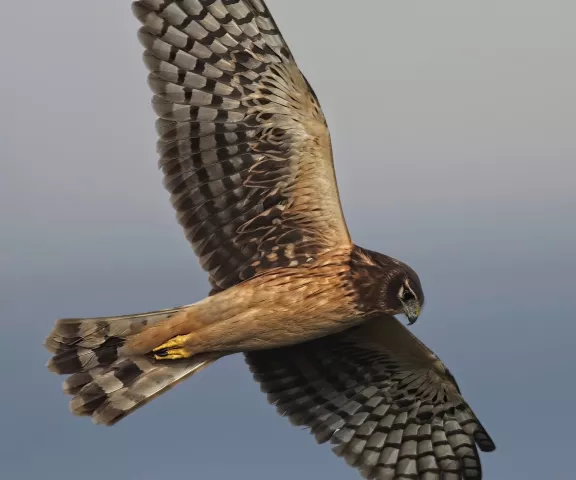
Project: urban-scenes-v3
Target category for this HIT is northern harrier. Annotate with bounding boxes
[45,1,495,478]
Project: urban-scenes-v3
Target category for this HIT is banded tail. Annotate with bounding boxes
[45,307,219,425]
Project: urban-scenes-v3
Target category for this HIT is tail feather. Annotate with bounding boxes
[68,355,213,425]
[45,306,186,355]
[45,307,219,425]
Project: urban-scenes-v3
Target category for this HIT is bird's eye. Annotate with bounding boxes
[401,286,416,301]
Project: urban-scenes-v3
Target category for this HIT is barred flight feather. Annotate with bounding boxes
[246,316,495,480]
[132,0,350,292]
[46,306,218,425]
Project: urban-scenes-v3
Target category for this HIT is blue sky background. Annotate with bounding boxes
[1,1,574,478]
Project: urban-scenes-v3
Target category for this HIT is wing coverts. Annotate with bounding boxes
[134,0,350,292]
[247,317,495,479]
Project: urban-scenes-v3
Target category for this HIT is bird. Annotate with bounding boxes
[44,1,495,478]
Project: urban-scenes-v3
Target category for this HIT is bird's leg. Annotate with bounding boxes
[152,334,196,360]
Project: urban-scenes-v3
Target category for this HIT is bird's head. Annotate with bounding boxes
[378,266,424,324]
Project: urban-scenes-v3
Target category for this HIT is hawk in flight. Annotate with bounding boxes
[45,1,495,478]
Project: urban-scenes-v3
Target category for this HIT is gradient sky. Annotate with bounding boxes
[1,1,575,479]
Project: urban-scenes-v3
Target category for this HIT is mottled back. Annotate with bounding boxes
[133,0,350,291]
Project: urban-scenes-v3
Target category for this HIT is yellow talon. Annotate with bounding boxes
[154,348,193,361]
[153,334,194,361]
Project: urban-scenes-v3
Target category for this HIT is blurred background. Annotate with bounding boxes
[1,1,574,478]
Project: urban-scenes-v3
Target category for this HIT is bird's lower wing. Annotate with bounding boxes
[245,315,495,480]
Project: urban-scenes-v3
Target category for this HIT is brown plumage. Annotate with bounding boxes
[247,316,494,479]
[44,1,495,479]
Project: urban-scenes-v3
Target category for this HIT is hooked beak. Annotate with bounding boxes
[402,299,420,325]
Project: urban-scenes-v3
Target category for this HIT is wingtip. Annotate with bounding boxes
[475,430,497,452]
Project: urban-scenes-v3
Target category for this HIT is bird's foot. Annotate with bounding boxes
[153,334,194,361]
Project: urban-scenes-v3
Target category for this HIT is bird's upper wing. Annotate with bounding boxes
[246,315,495,480]
[133,0,350,291]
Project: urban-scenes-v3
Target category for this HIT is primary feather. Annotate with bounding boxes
[133,0,350,292]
